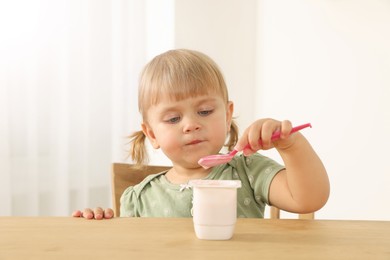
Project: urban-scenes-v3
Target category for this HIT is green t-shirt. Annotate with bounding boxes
[120,153,284,218]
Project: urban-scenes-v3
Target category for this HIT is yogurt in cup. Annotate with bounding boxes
[189,179,242,240]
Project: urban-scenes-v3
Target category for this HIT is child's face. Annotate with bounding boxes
[142,94,233,168]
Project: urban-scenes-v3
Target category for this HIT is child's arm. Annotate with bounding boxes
[234,119,330,213]
[72,207,114,220]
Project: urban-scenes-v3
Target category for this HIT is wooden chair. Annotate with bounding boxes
[111,163,314,219]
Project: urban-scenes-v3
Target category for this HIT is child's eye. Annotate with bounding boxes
[165,116,181,124]
[198,110,213,116]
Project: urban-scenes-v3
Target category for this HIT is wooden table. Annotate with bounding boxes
[1,217,389,259]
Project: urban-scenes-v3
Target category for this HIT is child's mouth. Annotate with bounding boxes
[187,140,203,145]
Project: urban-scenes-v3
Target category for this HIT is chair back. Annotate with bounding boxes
[111,163,314,219]
[111,163,171,217]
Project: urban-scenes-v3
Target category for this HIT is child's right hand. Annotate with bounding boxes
[72,207,114,220]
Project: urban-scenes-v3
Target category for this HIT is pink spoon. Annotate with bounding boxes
[198,123,312,169]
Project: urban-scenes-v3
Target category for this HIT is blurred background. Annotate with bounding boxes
[0,0,389,220]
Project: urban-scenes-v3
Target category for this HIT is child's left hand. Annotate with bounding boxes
[72,207,114,220]
[234,119,295,156]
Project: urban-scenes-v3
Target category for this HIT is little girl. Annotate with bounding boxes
[73,49,329,219]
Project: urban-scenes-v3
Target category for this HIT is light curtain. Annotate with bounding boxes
[0,0,172,216]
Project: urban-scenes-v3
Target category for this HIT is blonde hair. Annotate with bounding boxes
[129,49,239,167]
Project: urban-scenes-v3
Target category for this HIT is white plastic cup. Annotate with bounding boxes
[189,180,242,240]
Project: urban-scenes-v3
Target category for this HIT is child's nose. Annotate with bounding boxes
[183,118,201,133]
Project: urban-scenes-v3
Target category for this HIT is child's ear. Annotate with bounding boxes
[141,123,160,149]
[226,101,234,130]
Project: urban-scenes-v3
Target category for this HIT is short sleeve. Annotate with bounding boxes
[231,153,285,205]
[119,186,138,217]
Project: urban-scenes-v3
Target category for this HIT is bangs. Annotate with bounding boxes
[138,49,228,117]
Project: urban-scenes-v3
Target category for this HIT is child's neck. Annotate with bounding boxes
[165,166,211,185]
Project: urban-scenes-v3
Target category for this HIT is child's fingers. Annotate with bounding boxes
[247,124,262,151]
[235,119,293,152]
[72,208,114,220]
[93,207,105,220]
[234,120,263,151]
[280,120,293,139]
[80,208,94,219]
[71,210,82,218]
[103,208,114,219]
[259,120,277,148]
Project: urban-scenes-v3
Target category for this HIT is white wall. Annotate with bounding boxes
[174,0,390,220]
[260,0,390,220]
[174,0,258,131]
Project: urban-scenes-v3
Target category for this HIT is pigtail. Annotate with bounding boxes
[225,119,239,151]
[128,130,149,168]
